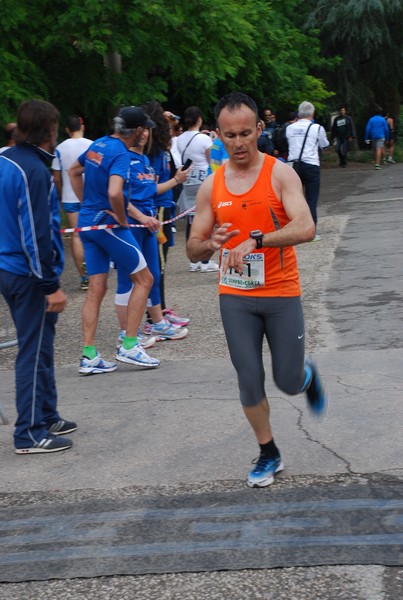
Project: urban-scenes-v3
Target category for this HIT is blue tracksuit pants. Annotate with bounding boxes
[0,270,60,448]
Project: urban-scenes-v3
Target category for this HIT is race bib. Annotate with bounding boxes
[220,249,265,290]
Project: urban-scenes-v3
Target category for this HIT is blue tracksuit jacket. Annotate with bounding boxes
[0,143,64,293]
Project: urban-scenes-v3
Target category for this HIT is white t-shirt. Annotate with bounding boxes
[52,137,93,203]
[176,131,212,169]
[170,136,181,168]
[286,120,329,166]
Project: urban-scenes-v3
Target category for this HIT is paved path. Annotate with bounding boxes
[1,163,403,598]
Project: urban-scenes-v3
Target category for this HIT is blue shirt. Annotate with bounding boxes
[149,151,175,209]
[78,136,130,226]
[365,115,390,141]
[208,139,229,175]
[128,150,157,223]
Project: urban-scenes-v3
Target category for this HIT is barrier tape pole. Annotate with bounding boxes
[60,205,196,234]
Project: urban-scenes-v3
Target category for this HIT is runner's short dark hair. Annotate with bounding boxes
[214,93,259,126]
[66,115,83,132]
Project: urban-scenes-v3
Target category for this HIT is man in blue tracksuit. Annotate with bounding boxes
[0,100,76,454]
[365,107,390,170]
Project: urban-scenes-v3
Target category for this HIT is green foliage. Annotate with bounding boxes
[305,0,403,123]
[0,0,335,134]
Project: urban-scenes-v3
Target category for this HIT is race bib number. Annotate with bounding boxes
[220,250,265,290]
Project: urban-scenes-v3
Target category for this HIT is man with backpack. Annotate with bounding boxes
[286,102,329,241]
[273,112,298,162]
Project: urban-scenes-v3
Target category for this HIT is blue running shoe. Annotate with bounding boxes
[15,434,72,454]
[116,343,160,368]
[47,419,77,436]
[79,354,117,375]
[247,454,284,488]
[305,359,328,418]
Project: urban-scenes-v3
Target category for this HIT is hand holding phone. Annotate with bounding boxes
[182,158,193,170]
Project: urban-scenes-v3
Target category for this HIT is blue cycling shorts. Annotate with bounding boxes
[62,202,81,214]
[80,227,147,276]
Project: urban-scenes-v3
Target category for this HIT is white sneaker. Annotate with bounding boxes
[79,354,117,375]
[116,329,156,349]
[138,332,157,349]
[163,308,190,327]
[116,344,160,368]
[200,260,219,272]
[189,262,201,272]
[150,319,188,341]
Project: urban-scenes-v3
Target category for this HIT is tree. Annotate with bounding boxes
[305,0,403,123]
[1,0,335,136]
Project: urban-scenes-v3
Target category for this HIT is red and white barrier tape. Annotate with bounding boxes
[60,205,196,234]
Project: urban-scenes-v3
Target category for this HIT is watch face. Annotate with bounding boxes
[250,230,263,238]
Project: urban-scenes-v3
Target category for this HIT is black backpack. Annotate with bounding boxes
[273,123,289,154]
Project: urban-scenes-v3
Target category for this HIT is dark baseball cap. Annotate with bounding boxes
[116,106,156,129]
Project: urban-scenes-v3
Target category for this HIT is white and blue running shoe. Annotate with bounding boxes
[79,354,117,375]
[116,343,160,368]
[116,329,156,349]
[150,319,188,341]
[247,454,284,488]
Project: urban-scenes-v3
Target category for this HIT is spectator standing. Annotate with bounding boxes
[0,122,16,153]
[364,106,390,170]
[141,101,191,328]
[176,106,218,273]
[257,120,274,155]
[114,126,189,344]
[209,136,229,173]
[262,108,278,155]
[330,106,355,168]
[69,106,160,373]
[273,112,298,162]
[0,100,75,454]
[383,112,396,164]
[52,115,92,289]
[286,101,329,241]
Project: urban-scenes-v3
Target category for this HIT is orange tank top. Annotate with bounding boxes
[212,154,300,297]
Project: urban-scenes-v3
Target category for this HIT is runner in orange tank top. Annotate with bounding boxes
[212,153,300,298]
[187,92,329,488]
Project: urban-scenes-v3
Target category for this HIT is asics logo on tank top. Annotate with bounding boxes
[218,200,232,208]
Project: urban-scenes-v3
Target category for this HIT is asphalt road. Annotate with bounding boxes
[1,161,403,599]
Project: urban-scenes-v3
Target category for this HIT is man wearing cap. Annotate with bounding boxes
[69,106,160,373]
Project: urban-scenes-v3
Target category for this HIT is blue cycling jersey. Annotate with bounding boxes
[78,136,130,226]
[128,150,157,222]
[149,151,175,209]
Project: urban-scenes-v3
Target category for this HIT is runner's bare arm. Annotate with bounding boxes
[265,161,315,246]
[127,203,160,232]
[186,175,239,262]
[68,160,85,202]
[108,175,129,228]
[53,170,62,203]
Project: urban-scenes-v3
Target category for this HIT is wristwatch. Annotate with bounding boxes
[249,229,264,249]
